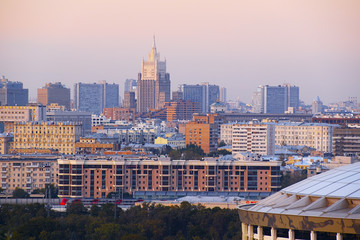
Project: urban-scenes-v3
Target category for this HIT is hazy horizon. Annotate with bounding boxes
[1,0,359,105]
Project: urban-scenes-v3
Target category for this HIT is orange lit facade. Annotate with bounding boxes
[164,100,201,122]
[13,121,82,155]
[0,155,59,194]
[185,113,222,154]
[75,137,118,154]
[102,107,136,122]
[57,156,281,198]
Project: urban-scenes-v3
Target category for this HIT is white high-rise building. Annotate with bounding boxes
[232,122,275,157]
[312,96,323,114]
[252,84,299,113]
[220,87,227,103]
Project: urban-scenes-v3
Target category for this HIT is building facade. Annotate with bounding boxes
[123,91,136,109]
[312,96,324,114]
[13,121,82,155]
[252,84,299,114]
[0,76,28,106]
[74,81,119,114]
[275,122,336,153]
[181,83,220,113]
[0,155,59,194]
[37,82,71,110]
[0,105,46,123]
[185,114,222,154]
[124,79,137,93]
[46,111,92,136]
[164,100,201,122]
[220,123,234,145]
[57,156,282,198]
[333,126,360,158]
[102,107,136,123]
[137,39,170,113]
[0,133,13,154]
[232,122,276,157]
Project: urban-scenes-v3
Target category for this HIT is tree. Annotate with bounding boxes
[66,201,87,215]
[12,188,29,198]
[31,189,45,195]
[162,145,173,155]
[45,184,58,198]
[218,140,226,147]
[169,149,181,160]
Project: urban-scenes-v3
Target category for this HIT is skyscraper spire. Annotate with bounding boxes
[153,35,156,50]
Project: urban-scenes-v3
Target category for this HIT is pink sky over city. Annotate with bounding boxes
[1,0,359,104]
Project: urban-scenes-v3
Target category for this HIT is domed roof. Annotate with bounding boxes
[246,162,360,219]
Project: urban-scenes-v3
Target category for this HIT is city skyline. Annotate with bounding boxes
[1,0,359,105]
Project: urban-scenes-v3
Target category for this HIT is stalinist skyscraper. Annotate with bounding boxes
[137,38,171,113]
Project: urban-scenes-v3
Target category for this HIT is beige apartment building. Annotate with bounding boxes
[13,121,82,155]
[232,122,276,157]
[275,122,336,153]
[220,123,234,145]
[0,155,58,194]
[0,105,46,133]
[0,105,46,123]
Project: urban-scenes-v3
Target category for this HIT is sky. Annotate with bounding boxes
[0,0,359,105]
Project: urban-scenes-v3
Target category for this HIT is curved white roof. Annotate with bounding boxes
[283,162,360,199]
[247,162,360,219]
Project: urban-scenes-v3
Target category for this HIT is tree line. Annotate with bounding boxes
[0,201,241,240]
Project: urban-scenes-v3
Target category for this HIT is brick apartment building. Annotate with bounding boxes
[57,156,281,198]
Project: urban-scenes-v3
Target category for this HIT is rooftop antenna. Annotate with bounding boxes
[153,35,156,49]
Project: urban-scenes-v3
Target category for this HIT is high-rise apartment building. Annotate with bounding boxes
[232,122,276,157]
[164,100,201,122]
[312,96,324,114]
[0,76,28,106]
[123,91,136,109]
[185,114,222,153]
[252,84,299,114]
[220,87,227,103]
[172,91,183,101]
[74,81,119,114]
[101,81,119,108]
[124,79,137,93]
[37,82,71,109]
[137,39,170,113]
[181,83,220,113]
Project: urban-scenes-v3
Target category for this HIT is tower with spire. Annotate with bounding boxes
[137,37,171,113]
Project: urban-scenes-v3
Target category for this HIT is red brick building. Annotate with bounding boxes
[57,156,281,198]
[103,107,136,122]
